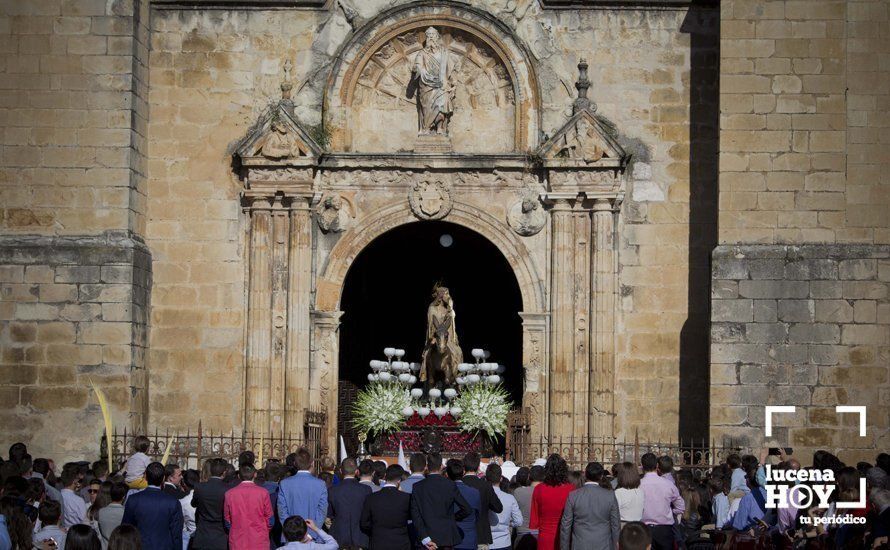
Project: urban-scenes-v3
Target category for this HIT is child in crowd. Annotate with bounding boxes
[123,435,152,490]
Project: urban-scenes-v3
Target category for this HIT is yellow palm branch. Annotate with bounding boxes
[89,379,114,474]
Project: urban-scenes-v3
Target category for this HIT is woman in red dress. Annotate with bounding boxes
[529,454,575,550]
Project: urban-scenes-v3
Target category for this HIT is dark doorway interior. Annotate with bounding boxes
[337,221,523,453]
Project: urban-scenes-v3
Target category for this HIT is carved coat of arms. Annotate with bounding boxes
[409,179,453,220]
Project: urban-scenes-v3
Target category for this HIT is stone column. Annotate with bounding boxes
[244,195,273,436]
[519,311,549,438]
[546,194,591,439]
[589,198,618,439]
[284,195,314,436]
[269,196,290,434]
[310,310,342,455]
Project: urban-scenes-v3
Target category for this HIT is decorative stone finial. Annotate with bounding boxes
[279,59,294,114]
[573,58,596,114]
[280,59,294,101]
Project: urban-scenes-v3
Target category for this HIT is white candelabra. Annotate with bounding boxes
[398,348,504,420]
[367,347,420,385]
[456,348,505,387]
[403,385,461,420]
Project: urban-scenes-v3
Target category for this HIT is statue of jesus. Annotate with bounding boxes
[420,285,463,388]
[411,27,455,136]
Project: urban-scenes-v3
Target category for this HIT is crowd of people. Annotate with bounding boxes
[0,438,887,550]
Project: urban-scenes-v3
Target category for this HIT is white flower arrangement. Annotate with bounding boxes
[350,381,412,436]
[452,383,512,438]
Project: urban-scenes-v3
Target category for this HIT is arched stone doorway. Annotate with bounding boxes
[337,220,523,454]
[234,1,626,455]
[311,202,548,452]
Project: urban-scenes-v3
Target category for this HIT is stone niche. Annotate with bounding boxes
[350,27,515,153]
[232,2,632,449]
[325,3,540,154]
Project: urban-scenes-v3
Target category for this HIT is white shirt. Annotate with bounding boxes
[62,488,88,527]
[124,452,151,483]
[614,487,644,523]
[490,487,523,550]
[180,490,197,534]
[277,527,338,549]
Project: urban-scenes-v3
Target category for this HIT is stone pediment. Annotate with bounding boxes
[537,108,628,170]
[235,103,323,167]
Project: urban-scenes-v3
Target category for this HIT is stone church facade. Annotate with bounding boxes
[0,0,887,463]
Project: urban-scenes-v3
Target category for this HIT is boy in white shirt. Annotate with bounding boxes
[124,435,152,489]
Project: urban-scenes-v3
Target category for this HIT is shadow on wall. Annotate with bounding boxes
[679,4,719,443]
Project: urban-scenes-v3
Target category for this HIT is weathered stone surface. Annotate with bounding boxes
[778,299,814,322]
[739,280,809,299]
[0,234,150,460]
[753,300,778,323]
[712,244,890,460]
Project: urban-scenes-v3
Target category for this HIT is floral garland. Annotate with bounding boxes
[452,383,511,438]
[350,381,411,436]
[380,430,484,454]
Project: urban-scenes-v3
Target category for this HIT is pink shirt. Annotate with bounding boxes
[224,481,273,550]
[639,472,685,526]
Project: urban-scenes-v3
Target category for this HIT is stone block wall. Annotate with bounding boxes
[720,0,889,245]
[0,0,150,461]
[714,0,890,460]
[710,244,890,462]
[0,0,150,236]
[146,9,325,431]
[0,233,150,461]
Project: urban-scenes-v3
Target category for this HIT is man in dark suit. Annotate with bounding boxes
[162,463,187,499]
[410,453,472,550]
[191,457,230,550]
[121,461,184,550]
[327,457,372,549]
[461,452,503,546]
[361,464,412,550]
[558,462,621,550]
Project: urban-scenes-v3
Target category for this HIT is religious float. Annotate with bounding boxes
[350,286,512,457]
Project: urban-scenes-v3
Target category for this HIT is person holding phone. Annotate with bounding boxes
[32,500,66,550]
[278,516,339,549]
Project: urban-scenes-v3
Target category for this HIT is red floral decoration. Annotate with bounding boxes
[404,412,458,428]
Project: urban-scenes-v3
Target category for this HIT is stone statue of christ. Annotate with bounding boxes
[420,285,463,387]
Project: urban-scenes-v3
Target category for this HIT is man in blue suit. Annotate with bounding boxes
[445,459,481,550]
[278,448,328,542]
[121,461,184,550]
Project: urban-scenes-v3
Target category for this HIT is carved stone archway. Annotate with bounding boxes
[235,4,629,453]
[311,201,549,446]
[315,201,545,312]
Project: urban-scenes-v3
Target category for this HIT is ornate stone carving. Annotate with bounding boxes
[508,197,546,237]
[348,25,517,153]
[355,27,514,112]
[508,179,547,236]
[548,170,623,191]
[556,117,607,162]
[408,177,453,220]
[315,194,353,233]
[248,167,314,183]
[235,103,322,168]
[410,27,456,137]
[256,118,303,159]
